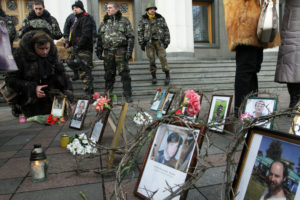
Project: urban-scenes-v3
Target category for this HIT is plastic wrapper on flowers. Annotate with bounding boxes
[240,112,253,124]
[67,133,97,156]
[184,90,201,116]
[133,112,153,126]
[92,94,111,113]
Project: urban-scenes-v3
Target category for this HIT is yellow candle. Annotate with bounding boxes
[60,134,69,148]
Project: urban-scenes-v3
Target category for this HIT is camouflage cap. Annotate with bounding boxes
[145,1,157,11]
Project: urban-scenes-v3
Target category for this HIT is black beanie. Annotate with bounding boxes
[72,1,85,11]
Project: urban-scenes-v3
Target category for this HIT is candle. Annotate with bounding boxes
[31,161,45,180]
[60,134,69,148]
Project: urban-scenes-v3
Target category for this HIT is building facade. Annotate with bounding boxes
[1,0,283,61]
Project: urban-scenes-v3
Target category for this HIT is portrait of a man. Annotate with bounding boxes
[73,100,86,121]
[155,132,183,168]
[252,100,267,118]
[259,161,288,200]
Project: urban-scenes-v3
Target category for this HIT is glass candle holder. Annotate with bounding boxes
[60,134,69,148]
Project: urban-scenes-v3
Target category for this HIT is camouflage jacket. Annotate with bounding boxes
[18,9,62,40]
[96,11,134,53]
[0,13,16,44]
[137,13,170,47]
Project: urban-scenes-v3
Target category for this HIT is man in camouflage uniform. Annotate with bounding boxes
[0,7,16,46]
[18,0,62,40]
[138,1,170,85]
[96,1,134,103]
[66,0,94,98]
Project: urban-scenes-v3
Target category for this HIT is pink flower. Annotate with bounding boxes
[175,109,183,115]
[95,96,111,112]
[186,97,201,116]
[240,112,253,123]
[93,92,100,100]
[185,90,200,101]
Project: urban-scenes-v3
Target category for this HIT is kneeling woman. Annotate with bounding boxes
[6,31,73,117]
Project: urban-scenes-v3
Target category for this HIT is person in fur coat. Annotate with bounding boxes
[223,0,280,116]
[275,0,300,108]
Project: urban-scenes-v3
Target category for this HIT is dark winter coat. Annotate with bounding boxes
[96,11,134,53]
[69,12,94,52]
[275,0,300,83]
[0,8,16,44]
[6,31,73,117]
[18,9,62,40]
[137,13,170,48]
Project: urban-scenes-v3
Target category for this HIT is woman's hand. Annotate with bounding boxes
[36,85,48,98]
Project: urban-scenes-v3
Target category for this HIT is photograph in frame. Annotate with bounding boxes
[243,97,278,129]
[150,90,166,111]
[134,123,205,200]
[161,92,175,115]
[207,95,232,133]
[181,93,203,122]
[51,96,66,117]
[69,99,89,130]
[89,109,110,144]
[289,115,300,136]
[232,127,300,200]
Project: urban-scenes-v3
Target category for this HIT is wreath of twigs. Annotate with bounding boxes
[69,91,299,200]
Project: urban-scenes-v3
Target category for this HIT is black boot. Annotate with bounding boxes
[72,70,79,81]
[11,104,21,117]
[165,71,170,85]
[290,94,300,108]
[125,95,133,103]
[151,72,157,84]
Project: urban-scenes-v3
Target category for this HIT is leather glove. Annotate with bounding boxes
[164,43,169,49]
[141,45,145,51]
[125,52,132,61]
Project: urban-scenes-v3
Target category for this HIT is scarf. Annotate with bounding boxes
[147,13,155,20]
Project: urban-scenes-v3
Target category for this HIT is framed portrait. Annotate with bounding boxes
[89,109,110,144]
[181,93,203,121]
[243,97,278,129]
[207,95,232,133]
[69,99,89,130]
[51,96,66,117]
[289,115,300,136]
[150,90,166,111]
[161,92,175,115]
[231,126,300,200]
[134,123,206,200]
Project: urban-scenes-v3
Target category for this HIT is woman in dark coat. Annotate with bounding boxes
[6,30,73,117]
[275,0,300,108]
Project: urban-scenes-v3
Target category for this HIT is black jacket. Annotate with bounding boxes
[70,12,94,52]
[6,31,73,117]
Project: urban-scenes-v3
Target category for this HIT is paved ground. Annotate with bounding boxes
[0,89,295,200]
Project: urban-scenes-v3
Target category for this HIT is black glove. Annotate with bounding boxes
[125,52,132,61]
[164,43,169,49]
[96,47,104,60]
[141,45,145,51]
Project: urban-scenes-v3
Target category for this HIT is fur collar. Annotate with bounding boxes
[18,30,57,63]
[103,11,122,22]
[28,9,52,24]
[142,12,162,19]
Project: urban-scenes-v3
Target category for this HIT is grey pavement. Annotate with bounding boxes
[0,90,294,200]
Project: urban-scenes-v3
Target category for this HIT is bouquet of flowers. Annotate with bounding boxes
[67,133,97,156]
[133,112,153,126]
[27,114,66,125]
[183,90,201,116]
[240,112,253,123]
[92,92,111,112]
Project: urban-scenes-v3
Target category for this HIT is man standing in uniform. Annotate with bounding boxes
[66,0,94,98]
[18,0,62,40]
[96,1,134,103]
[0,7,16,46]
[138,1,170,85]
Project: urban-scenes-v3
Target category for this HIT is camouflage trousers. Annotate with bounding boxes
[70,50,94,96]
[103,47,132,97]
[146,40,169,73]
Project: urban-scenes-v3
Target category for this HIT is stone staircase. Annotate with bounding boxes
[0,55,286,105]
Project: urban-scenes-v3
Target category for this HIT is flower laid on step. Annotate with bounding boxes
[133,112,153,126]
[184,90,201,116]
[92,95,111,112]
[67,133,97,156]
[240,112,253,123]
[93,92,100,100]
[27,114,66,125]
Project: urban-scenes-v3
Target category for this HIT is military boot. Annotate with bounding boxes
[72,70,79,81]
[165,71,170,85]
[125,96,133,103]
[290,94,300,108]
[151,72,157,84]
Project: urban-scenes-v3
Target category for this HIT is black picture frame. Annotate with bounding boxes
[89,109,110,144]
[69,99,89,130]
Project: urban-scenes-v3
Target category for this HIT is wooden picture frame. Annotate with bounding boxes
[231,126,300,200]
[69,99,89,130]
[243,97,278,129]
[134,123,206,200]
[89,109,110,144]
[181,92,203,121]
[161,92,176,115]
[51,96,66,117]
[150,90,166,111]
[289,115,300,136]
[207,95,232,133]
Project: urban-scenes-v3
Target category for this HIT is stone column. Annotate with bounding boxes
[155,0,194,57]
